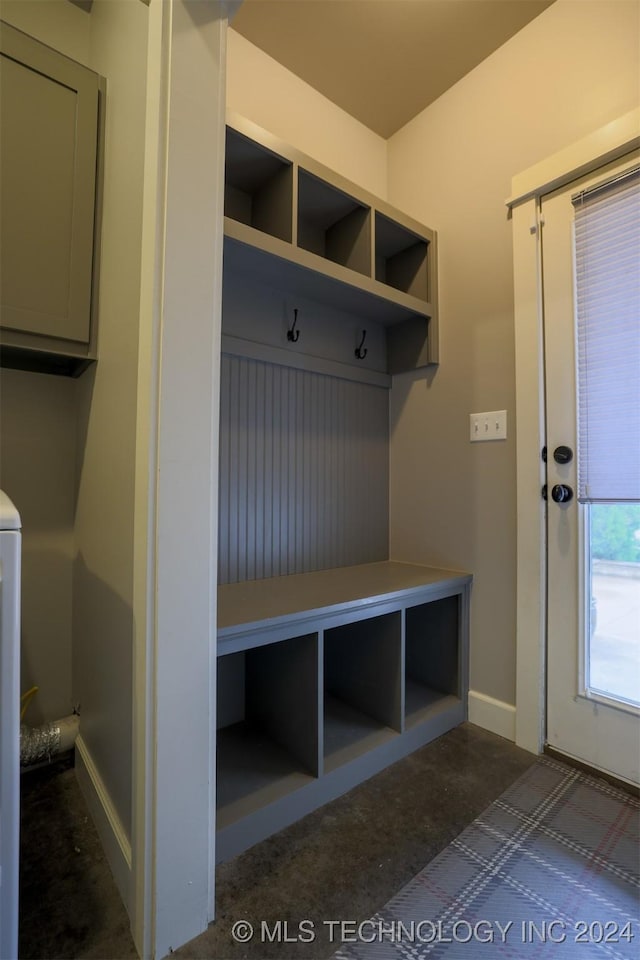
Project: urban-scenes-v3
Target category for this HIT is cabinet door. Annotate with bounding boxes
[0,23,99,345]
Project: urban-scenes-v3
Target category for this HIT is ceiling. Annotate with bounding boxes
[232,1,554,138]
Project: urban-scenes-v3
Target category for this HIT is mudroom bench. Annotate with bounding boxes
[215,561,471,863]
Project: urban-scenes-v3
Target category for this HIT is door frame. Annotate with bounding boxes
[509,109,640,756]
[131,2,229,957]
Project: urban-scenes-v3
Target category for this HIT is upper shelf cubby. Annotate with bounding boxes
[223,113,439,373]
[375,213,429,301]
[224,127,293,243]
[298,171,371,277]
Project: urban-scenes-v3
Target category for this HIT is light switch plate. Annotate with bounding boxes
[470,410,507,442]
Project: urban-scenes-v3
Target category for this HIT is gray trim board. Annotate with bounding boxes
[221,335,391,388]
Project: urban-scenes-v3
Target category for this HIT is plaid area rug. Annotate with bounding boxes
[334,757,639,959]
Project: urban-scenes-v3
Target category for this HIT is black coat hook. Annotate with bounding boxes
[287,308,300,343]
[355,329,367,360]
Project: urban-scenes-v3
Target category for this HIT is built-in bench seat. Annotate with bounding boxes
[216,561,471,863]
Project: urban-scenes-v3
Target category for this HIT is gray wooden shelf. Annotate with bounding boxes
[224,126,293,243]
[222,113,439,378]
[218,561,469,639]
[224,220,433,327]
[298,169,371,277]
[375,211,429,301]
[215,561,471,864]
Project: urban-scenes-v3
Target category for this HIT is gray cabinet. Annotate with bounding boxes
[222,114,439,384]
[216,562,471,863]
[0,22,101,376]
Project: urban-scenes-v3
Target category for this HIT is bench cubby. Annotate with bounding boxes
[323,612,402,772]
[216,634,319,830]
[215,561,470,863]
[405,595,461,728]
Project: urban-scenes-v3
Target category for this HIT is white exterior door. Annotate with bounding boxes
[542,158,640,786]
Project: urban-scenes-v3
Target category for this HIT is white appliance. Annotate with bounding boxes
[0,490,21,960]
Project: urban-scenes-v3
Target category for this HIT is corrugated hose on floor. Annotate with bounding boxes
[20,715,79,766]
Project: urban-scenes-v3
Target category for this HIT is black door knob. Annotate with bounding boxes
[553,445,573,464]
[551,483,573,503]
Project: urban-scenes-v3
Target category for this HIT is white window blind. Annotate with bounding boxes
[573,166,640,503]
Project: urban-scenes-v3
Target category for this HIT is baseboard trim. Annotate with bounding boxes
[75,734,132,909]
[468,690,516,742]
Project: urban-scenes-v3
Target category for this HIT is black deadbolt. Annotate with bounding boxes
[553,445,573,465]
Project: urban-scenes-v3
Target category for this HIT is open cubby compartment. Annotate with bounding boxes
[375,212,429,301]
[216,634,320,825]
[224,127,293,243]
[297,169,371,277]
[404,595,460,729]
[323,612,402,772]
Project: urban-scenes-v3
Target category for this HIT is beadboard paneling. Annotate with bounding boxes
[219,355,389,584]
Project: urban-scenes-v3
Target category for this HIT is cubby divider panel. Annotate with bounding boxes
[404,595,460,728]
[298,170,371,277]
[375,212,429,301]
[216,634,319,823]
[323,612,402,771]
[224,127,293,242]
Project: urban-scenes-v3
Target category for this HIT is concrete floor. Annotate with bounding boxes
[19,724,535,960]
[19,755,137,960]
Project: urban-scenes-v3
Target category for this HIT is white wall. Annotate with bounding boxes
[0,369,77,724]
[72,0,154,843]
[387,0,640,713]
[2,3,225,950]
[1,0,152,839]
[0,0,90,61]
[149,4,226,951]
[229,3,637,719]
[227,28,387,197]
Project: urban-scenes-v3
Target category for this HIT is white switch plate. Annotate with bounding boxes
[470,410,507,442]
